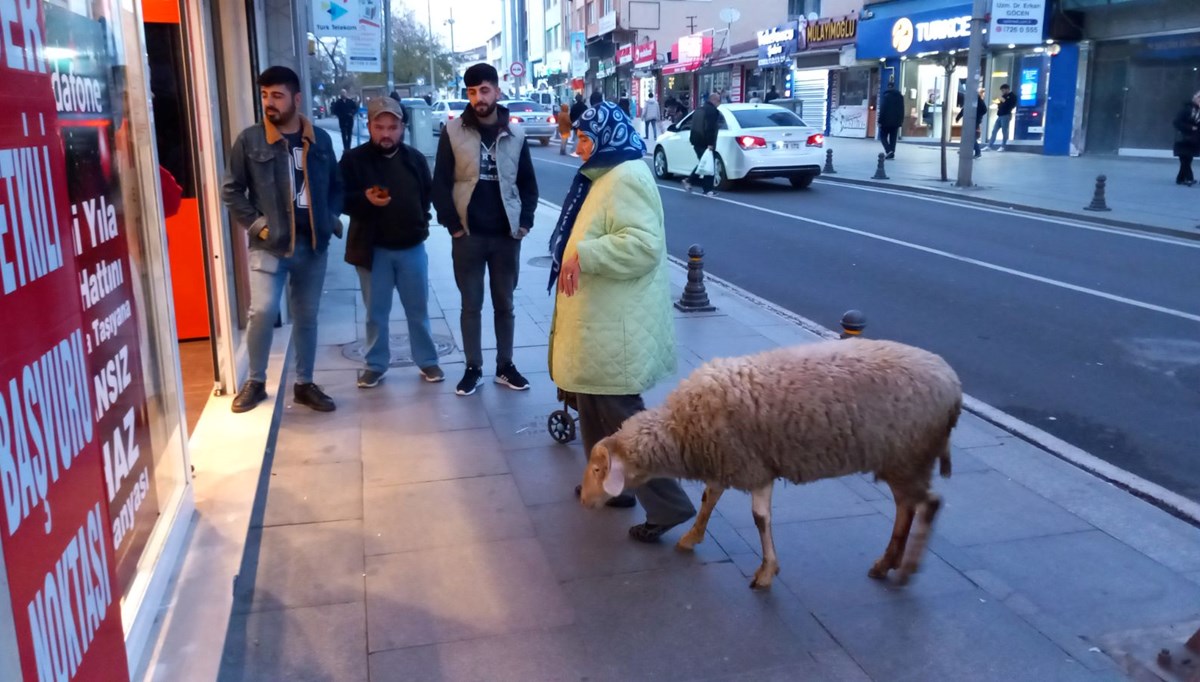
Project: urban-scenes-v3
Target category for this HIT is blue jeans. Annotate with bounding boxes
[989,114,1012,147]
[356,244,438,372]
[246,241,328,384]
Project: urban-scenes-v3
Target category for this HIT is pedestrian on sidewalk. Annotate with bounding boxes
[331,89,358,154]
[682,92,721,196]
[765,86,779,103]
[568,94,588,157]
[432,63,539,397]
[988,84,1016,150]
[221,66,343,414]
[642,92,660,142]
[878,81,904,159]
[557,103,573,155]
[922,92,937,138]
[956,89,987,158]
[548,100,696,541]
[1172,92,1200,186]
[340,98,444,389]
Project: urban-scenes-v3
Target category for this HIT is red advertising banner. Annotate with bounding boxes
[0,3,155,680]
[616,44,633,66]
[634,41,657,68]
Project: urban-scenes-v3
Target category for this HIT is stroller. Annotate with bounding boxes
[547,388,578,444]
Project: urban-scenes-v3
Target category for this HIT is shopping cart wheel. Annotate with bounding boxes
[548,410,576,444]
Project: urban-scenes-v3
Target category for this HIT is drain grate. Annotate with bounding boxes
[527,256,552,268]
[341,332,457,367]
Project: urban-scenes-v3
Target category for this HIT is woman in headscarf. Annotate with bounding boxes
[548,102,696,543]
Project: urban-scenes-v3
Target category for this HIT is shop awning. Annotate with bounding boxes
[661,60,702,75]
[711,48,759,67]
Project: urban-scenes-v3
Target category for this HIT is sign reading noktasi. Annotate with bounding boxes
[855,2,973,59]
[989,0,1047,46]
[758,21,801,67]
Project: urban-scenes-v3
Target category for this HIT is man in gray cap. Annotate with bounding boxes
[340,97,442,387]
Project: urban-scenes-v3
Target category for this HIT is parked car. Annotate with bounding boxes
[431,99,468,134]
[499,100,555,146]
[652,103,824,190]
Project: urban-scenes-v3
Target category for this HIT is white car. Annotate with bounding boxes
[432,99,468,134]
[652,103,824,190]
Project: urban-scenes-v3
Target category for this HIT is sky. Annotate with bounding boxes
[397,0,501,53]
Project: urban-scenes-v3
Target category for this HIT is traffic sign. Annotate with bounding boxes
[510,61,526,78]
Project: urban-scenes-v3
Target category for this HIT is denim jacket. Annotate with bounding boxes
[221,115,344,257]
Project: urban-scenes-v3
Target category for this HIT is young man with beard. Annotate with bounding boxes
[432,63,539,397]
[341,97,443,387]
[221,66,344,413]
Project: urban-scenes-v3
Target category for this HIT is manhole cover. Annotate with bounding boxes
[340,333,457,367]
[527,256,552,268]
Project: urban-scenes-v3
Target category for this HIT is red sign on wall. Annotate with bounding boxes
[616,44,633,66]
[0,4,142,681]
[634,41,657,68]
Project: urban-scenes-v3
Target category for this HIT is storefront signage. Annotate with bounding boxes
[570,31,588,77]
[617,44,634,66]
[597,59,616,79]
[0,3,162,680]
[346,19,383,73]
[312,0,382,38]
[804,14,858,49]
[664,35,713,74]
[599,11,617,36]
[989,0,1047,46]
[758,21,801,67]
[855,3,973,59]
[634,41,657,67]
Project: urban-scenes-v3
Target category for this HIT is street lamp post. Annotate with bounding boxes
[427,0,437,99]
[446,7,457,96]
[955,0,989,188]
[384,0,394,94]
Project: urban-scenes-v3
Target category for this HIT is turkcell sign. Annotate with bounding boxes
[758,21,801,67]
[855,3,973,59]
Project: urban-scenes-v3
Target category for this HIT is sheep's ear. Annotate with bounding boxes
[602,451,626,498]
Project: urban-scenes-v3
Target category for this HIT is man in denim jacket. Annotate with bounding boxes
[221,66,344,413]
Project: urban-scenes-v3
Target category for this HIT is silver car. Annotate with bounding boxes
[500,100,556,146]
[431,99,468,135]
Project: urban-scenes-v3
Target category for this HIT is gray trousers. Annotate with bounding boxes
[575,393,696,526]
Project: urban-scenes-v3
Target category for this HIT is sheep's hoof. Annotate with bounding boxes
[675,530,703,551]
[867,564,889,580]
[749,563,780,590]
[895,562,918,585]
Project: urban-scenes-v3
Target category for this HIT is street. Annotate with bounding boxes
[529,144,1200,502]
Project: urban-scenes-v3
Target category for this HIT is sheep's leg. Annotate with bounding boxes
[897,492,942,585]
[749,483,780,590]
[870,494,916,580]
[677,484,724,551]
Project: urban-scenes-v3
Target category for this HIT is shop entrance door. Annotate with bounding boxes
[1086,60,1127,154]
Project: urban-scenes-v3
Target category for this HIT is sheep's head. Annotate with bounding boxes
[580,436,644,509]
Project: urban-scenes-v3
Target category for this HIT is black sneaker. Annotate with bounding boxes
[494,363,530,391]
[357,369,385,388]
[231,380,267,413]
[294,383,336,412]
[420,366,445,383]
[456,366,483,396]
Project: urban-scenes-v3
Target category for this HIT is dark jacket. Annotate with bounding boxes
[340,141,432,269]
[956,96,987,127]
[996,91,1017,117]
[331,97,358,123]
[878,88,905,128]
[221,115,344,257]
[1173,102,1200,157]
[689,102,721,149]
[569,100,587,123]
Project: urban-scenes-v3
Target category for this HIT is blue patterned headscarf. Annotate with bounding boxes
[547,101,647,292]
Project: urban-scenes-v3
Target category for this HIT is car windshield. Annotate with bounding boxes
[504,101,541,112]
[732,108,807,129]
[448,101,467,110]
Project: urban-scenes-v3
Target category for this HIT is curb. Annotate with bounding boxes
[818,175,1200,243]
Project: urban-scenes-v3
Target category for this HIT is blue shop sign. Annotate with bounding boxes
[856,2,973,60]
[758,21,801,67]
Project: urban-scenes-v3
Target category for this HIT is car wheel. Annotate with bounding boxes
[653,148,670,179]
[712,154,730,191]
[789,174,815,189]
[540,137,551,146]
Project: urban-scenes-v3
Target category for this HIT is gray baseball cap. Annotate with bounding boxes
[368,97,405,123]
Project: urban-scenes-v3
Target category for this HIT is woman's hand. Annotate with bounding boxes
[558,253,581,297]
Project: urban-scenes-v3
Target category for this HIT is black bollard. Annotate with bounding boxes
[1084,174,1112,212]
[872,153,889,180]
[675,244,717,312]
[839,310,866,339]
[823,148,837,174]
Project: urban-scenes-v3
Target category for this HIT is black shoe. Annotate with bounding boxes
[885,152,895,160]
[294,383,336,412]
[231,380,267,413]
[494,363,530,391]
[419,366,445,383]
[456,365,483,396]
[357,369,385,388]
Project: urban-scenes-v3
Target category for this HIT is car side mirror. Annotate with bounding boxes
[667,124,678,133]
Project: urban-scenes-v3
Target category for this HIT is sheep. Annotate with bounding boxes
[579,338,962,590]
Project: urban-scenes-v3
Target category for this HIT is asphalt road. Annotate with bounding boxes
[528,144,1200,502]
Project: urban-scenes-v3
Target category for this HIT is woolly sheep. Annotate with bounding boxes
[579,338,962,590]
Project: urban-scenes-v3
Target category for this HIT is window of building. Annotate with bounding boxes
[788,0,821,18]
[603,0,613,14]
[587,1,596,24]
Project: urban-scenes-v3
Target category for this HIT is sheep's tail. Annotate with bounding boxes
[939,397,962,479]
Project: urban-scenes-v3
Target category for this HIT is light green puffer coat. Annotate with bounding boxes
[549,160,677,396]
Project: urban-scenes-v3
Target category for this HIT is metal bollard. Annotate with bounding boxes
[823,148,837,174]
[872,153,889,180]
[839,310,866,339]
[675,244,717,312]
[1084,174,1112,212]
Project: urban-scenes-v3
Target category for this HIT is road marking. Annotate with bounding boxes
[533,167,1200,323]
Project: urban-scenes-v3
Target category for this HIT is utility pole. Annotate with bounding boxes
[427,0,437,99]
[384,0,394,94]
[446,7,457,96]
[955,0,989,188]
[937,53,955,183]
